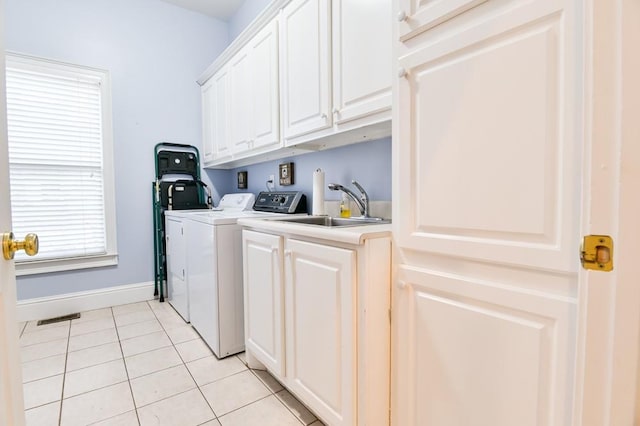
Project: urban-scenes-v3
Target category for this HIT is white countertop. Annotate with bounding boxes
[237,216,392,245]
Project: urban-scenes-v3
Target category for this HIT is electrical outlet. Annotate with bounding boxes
[268,174,275,184]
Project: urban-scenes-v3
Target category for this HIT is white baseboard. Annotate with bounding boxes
[16,281,156,322]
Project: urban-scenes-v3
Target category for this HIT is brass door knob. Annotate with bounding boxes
[2,232,39,260]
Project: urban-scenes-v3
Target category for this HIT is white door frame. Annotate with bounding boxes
[574,0,640,424]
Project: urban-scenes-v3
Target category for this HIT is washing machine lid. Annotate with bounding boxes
[218,193,255,210]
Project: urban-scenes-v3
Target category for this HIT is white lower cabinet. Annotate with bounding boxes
[242,228,391,426]
[284,238,355,426]
[243,230,285,376]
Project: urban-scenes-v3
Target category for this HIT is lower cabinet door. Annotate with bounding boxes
[242,230,285,377]
[284,238,356,426]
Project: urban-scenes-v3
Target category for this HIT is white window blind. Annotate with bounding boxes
[5,54,117,274]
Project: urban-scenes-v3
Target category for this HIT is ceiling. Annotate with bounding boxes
[159,0,246,20]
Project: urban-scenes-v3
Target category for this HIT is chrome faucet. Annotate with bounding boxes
[327,180,370,218]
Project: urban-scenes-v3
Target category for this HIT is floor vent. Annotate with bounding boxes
[37,313,81,325]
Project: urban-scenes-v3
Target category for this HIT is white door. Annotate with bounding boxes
[284,238,355,426]
[280,0,331,142]
[392,0,640,425]
[0,1,27,422]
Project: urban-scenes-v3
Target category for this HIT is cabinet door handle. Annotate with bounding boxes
[321,113,328,120]
[396,280,407,290]
[397,10,408,22]
[332,108,339,115]
[398,68,408,78]
[284,249,292,257]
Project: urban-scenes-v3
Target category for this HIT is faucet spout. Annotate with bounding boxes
[327,180,370,218]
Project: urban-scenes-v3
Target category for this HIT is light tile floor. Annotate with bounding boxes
[17,300,325,426]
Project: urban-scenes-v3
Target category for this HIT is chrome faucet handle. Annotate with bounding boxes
[351,180,370,217]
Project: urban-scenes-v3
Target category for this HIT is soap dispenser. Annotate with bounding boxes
[339,193,351,218]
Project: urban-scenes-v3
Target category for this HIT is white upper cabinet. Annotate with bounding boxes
[229,46,253,153]
[280,0,332,141]
[332,0,392,124]
[200,78,215,163]
[228,20,280,155]
[199,0,392,168]
[210,66,232,160]
[249,20,280,150]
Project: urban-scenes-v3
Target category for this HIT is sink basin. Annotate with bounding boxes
[276,216,390,227]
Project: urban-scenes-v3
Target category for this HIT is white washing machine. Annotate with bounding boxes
[164,192,306,358]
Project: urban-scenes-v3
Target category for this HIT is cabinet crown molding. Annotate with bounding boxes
[197,0,291,85]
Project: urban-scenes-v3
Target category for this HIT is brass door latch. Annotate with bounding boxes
[580,235,613,271]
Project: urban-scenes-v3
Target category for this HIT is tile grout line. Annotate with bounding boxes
[153,301,222,424]
[58,319,73,426]
[247,367,318,426]
[115,303,143,426]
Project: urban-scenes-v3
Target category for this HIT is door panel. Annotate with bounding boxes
[280,0,331,141]
[200,79,214,163]
[397,0,578,272]
[229,48,252,153]
[285,239,355,426]
[242,230,285,377]
[211,67,231,159]
[250,20,280,149]
[395,266,573,426]
[332,0,392,124]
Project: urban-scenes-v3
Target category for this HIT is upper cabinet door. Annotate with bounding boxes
[211,66,231,160]
[249,20,280,150]
[280,0,332,141]
[332,0,392,124]
[200,78,215,163]
[229,47,253,153]
[397,0,488,41]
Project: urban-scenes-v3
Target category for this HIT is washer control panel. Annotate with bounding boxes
[253,191,307,214]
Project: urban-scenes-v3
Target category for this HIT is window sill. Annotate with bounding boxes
[15,253,119,276]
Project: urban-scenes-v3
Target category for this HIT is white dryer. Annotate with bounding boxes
[164,193,262,357]
[165,192,306,357]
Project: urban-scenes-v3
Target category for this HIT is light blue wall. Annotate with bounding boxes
[6,0,229,300]
[211,138,392,204]
[228,0,273,41]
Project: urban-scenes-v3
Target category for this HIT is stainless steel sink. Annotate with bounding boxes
[276,216,390,227]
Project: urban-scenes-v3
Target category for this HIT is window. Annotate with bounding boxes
[5,53,117,275]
